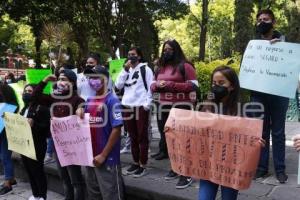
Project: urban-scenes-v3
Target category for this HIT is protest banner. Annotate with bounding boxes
[51,114,94,167]
[26,69,52,94]
[0,103,17,133]
[4,112,36,160]
[164,108,263,190]
[239,40,300,98]
[9,80,26,109]
[109,58,126,82]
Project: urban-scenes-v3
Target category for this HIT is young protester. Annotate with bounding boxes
[115,47,153,177]
[77,53,113,100]
[251,9,289,183]
[32,69,85,200]
[198,65,264,200]
[77,66,125,200]
[150,39,198,189]
[0,84,19,196]
[20,84,50,200]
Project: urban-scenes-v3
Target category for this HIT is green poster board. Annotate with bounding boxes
[25,69,52,94]
[9,81,26,111]
[109,58,126,82]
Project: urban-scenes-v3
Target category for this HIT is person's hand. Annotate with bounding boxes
[27,118,34,127]
[76,108,85,119]
[293,135,300,152]
[124,60,132,72]
[270,38,282,44]
[157,80,166,88]
[258,138,266,148]
[93,154,106,167]
[43,75,57,83]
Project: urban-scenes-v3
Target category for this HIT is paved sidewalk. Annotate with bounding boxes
[0,175,64,200]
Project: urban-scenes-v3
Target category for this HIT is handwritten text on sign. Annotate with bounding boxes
[164,108,263,190]
[239,40,300,98]
[4,112,37,160]
[51,114,94,167]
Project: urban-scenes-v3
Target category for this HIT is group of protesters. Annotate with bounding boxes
[0,8,299,200]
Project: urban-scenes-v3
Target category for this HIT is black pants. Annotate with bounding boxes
[21,140,47,199]
[156,103,193,155]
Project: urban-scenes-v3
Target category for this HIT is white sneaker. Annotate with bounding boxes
[120,147,131,154]
[44,155,55,164]
[28,196,40,200]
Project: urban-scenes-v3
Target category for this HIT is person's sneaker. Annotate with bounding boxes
[276,172,288,184]
[10,179,17,187]
[28,195,40,200]
[0,185,12,196]
[165,170,179,181]
[150,152,161,158]
[120,146,131,154]
[44,154,55,164]
[133,167,148,178]
[126,164,140,175]
[254,170,268,180]
[154,152,168,160]
[176,176,193,189]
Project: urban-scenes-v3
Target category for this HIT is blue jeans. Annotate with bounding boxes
[0,132,14,180]
[250,92,289,174]
[46,137,54,154]
[198,180,238,200]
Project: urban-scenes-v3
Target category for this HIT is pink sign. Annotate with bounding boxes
[51,114,94,167]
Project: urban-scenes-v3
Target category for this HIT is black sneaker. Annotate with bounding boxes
[126,164,140,175]
[176,176,193,189]
[254,170,268,180]
[0,185,12,196]
[1,180,17,188]
[150,152,161,158]
[276,172,288,184]
[133,167,147,178]
[165,170,179,181]
[154,153,169,160]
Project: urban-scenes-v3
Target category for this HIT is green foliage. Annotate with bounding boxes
[195,56,241,97]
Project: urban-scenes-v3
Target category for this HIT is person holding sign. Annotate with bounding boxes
[32,69,85,200]
[77,66,125,200]
[115,47,153,178]
[0,84,19,196]
[20,84,50,200]
[151,39,199,189]
[198,66,240,200]
[252,9,289,183]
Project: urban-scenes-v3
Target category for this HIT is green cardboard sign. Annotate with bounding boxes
[109,58,126,82]
[26,69,52,94]
[9,81,26,111]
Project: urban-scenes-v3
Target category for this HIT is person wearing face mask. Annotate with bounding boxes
[20,84,50,200]
[77,53,113,100]
[75,66,125,200]
[252,9,289,184]
[4,72,16,84]
[115,47,153,178]
[32,69,85,200]
[198,66,265,200]
[150,39,199,189]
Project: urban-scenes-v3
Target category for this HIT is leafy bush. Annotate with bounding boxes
[195,56,241,100]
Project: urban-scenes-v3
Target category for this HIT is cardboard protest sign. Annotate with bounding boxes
[239,40,300,98]
[165,108,263,190]
[109,58,126,82]
[51,114,94,167]
[26,69,52,94]
[0,103,17,134]
[4,112,36,160]
[9,80,26,109]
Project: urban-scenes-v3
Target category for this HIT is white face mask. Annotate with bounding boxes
[6,79,11,84]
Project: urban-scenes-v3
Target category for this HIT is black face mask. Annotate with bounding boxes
[22,93,32,104]
[163,52,174,62]
[256,22,273,35]
[85,65,95,70]
[128,56,139,64]
[211,85,229,102]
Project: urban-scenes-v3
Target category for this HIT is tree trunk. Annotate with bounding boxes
[199,0,209,61]
[34,35,42,68]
